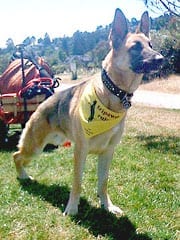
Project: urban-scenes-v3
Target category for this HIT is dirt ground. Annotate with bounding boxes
[139,74,180,94]
[127,104,180,135]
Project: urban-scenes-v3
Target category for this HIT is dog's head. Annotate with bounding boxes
[109,8,164,74]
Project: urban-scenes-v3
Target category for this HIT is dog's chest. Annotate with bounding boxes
[88,122,125,154]
[79,84,126,139]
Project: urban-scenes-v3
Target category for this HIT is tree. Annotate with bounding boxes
[43,33,51,46]
[72,31,86,55]
[58,49,67,62]
[6,38,14,50]
[143,0,180,17]
[31,36,36,45]
[23,36,32,46]
[61,37,70,56]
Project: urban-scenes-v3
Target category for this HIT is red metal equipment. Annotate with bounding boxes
[0,44,59,145]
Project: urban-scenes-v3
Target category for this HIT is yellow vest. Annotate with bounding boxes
[79,84,126,138]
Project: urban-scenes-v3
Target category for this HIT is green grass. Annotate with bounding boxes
[0,106,179,240]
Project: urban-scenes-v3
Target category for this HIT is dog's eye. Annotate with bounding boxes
[130,41,142,51]
[149,42,153,48]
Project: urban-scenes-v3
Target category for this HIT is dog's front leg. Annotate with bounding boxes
[63,143,87,216]
[98,149,123,215]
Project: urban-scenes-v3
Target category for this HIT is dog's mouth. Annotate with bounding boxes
[130,53,164,74]
[132,60,163,74]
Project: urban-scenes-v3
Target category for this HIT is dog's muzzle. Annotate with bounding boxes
[131,51,164,74]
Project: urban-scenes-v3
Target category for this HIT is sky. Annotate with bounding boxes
[0,0,158,48]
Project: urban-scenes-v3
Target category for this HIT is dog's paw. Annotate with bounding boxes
[109,205,124,215]
[17,175,34,181]
[63,205,78,216]
[102,204,124,216]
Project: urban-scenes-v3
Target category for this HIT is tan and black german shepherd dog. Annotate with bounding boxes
[13,8,163,216]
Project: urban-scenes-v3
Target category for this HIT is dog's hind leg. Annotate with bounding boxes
[13,116,50,180]
[97,149,123,215]
[13,150,34,180]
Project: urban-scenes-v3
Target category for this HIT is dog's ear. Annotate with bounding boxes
[109,8,128,49]
[136,11,150,37]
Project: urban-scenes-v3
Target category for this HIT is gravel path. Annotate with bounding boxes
[132,90,180,109]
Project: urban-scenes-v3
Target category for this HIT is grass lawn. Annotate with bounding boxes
[0,104,179,240]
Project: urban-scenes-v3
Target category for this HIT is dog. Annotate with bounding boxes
[13,8,163,216]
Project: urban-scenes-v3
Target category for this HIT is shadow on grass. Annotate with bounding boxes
[136,135,179,154]
[0,131,57,152]
[20,180,152,240]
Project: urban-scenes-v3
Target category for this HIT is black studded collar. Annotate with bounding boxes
[101,69,133,109]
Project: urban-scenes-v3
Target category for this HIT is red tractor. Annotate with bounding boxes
[0,44,59,146]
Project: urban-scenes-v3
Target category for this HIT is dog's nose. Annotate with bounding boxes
[154,53,164,65]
